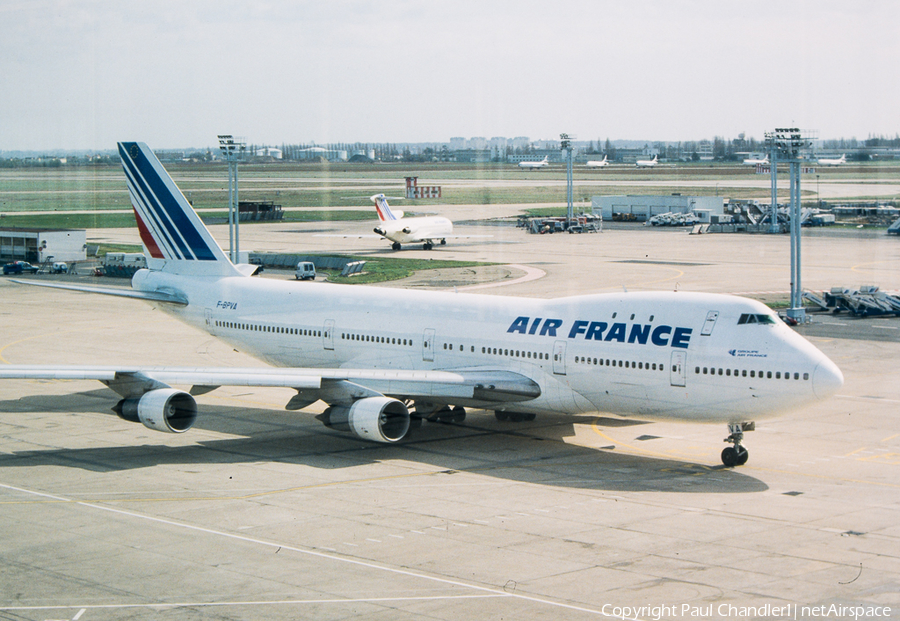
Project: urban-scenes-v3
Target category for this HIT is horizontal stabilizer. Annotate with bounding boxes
[10,279,188,305]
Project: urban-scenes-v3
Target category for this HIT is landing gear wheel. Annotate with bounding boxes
[721,423,752,467]
[721,447,739,467]
[430,406,465,424]
[423,242,434,250]
[392,242,401,250]
[440,239,447,245]
[496,411,535,422]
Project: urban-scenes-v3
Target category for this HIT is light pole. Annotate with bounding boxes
[765,128,817,324]
[218,135,246,263]
[560,133,574,225]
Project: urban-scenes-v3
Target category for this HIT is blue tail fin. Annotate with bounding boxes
[118,142,239,276]
[370,193,404,222]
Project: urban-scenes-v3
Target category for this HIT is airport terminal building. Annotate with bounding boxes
[591,195,725,222]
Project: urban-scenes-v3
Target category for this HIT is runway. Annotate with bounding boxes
[1,219,899,619]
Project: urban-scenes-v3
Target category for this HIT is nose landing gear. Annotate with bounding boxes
[722,422,754,467]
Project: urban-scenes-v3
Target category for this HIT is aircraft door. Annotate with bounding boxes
[670,350,686,387]
[552,340,567,375]
[701,311,719,336]
[423,328,435,362]
[323,319,335,350]
[204,309,216,335]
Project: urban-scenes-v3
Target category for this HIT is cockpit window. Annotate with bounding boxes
[738,313,777,325]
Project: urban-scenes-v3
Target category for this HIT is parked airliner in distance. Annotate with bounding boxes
[518,156,549,169]
[371,193,451,250]
[817,154,846,166]
[1,142,844,467]
[743,155,769,166]
[585,155,609,168]
[635,155,658,168]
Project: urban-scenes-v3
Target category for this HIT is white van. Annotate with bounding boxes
[295,261,316,280]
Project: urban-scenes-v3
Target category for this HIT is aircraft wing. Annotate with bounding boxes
[9,279,188,305]
[313,234,382,239]
[439,234,493,239]
[0,365,540,405]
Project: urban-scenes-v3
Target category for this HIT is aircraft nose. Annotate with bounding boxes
[812,358,844,399]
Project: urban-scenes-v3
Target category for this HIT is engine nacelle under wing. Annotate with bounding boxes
[320,397,410,443]
[113,388,198,433]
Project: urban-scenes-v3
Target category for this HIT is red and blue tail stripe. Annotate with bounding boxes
[118,142,222,262]
[371,194,399,222]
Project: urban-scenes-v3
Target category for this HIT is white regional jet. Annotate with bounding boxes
[585,155,609,168]
[371,193,451,250]
[1,142,844,467]
[742,155,769,166]
[518,156,549,169]
[635,155,658,168]
[817,154,846,166]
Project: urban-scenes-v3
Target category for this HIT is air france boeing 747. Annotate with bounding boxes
[1,142,843,467]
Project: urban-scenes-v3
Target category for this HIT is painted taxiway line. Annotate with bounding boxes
[0,481,617,618]
[457,264,546,290]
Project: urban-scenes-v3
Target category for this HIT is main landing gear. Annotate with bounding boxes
[494,411,536,422]
[425,405,466,423]
[721,422,754,467]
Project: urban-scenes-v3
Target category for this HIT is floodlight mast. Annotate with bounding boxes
[764,128,817,323]
[218,134,246,263]
[560,133,574,223]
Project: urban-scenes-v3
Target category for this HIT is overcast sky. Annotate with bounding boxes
[2,0,898,151]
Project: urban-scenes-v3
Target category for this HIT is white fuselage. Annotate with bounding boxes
[376,215,452,244]
[134,270,842,425]
[818,156,846,166]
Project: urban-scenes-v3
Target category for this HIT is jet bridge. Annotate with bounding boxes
[888,217,900,235]
[803,285,900,317]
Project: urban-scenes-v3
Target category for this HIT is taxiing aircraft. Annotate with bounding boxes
[585,156,609,168]
[371,193,452,250]
[518,156,549,169]
[1,142,844,467]
[817,154,846,166]
[635,155,658,168]
[742,155,769,166]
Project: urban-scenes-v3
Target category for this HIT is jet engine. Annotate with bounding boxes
[113,388,198,433]
[319,397,410,443]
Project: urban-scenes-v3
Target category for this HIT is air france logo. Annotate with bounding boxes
[507,317,692,349]
[729,349,766,358]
